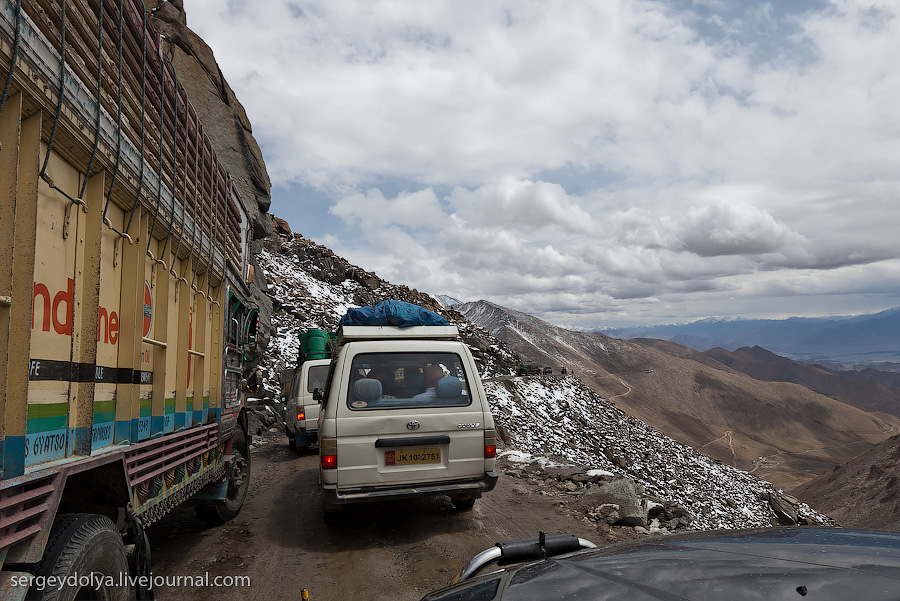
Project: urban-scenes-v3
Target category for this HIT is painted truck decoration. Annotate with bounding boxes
[1,0,257,598]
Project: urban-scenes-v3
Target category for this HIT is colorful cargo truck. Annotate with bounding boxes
[1,0,257,598]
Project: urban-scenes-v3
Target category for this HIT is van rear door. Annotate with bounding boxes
[334,345,486,490]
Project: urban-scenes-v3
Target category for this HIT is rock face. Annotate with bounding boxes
[148,0,274,355]
[259,225,519,378]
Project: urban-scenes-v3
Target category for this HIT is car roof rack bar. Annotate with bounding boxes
[453,533,597,583]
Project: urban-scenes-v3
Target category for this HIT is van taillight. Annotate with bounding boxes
[297,409,305,421]
[321,438,337,469]
[485,430,497,458]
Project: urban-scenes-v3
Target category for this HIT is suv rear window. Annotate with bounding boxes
[346,352,472,410]
[307,365,329,393]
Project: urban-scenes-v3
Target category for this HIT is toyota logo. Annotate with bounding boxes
[407,420,421,431]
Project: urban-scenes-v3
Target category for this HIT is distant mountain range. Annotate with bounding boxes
[597,308,900,365]
[458,300,900,489]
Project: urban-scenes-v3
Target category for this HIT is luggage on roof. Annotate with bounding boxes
[339,300,449,327]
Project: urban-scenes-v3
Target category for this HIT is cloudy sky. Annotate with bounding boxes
[186,0,900,328]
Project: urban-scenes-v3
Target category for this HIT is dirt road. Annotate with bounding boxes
[148,431,617,601]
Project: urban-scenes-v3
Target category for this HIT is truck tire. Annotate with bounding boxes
[27,513,130,601]
[196,428,251,526]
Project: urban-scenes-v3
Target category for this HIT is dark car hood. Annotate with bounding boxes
[500,528,900,601]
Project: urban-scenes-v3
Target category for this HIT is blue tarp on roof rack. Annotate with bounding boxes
[339,300,449,327]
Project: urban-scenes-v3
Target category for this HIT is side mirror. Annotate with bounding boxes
[313,388,324,402]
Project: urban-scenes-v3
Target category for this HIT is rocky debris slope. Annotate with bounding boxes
[246,397,287,441]
[486,376,831,531]
[259,222,517,381]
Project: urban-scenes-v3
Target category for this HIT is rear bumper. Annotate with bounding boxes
[323,471,499,505]
[299,419,318,436]
[287,423,318,438]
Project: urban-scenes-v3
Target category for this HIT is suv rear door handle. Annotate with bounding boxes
[375,435,451,447]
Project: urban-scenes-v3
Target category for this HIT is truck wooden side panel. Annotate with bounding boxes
[0,0,258,572]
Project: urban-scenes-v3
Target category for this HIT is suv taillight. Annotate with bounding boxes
[485,430,497,458]
[321,437,337,469]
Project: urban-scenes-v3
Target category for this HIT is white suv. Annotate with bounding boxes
[286,358,330,452]
[317,325,498,521]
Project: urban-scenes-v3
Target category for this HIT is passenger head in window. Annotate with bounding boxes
[366,367,397,398]
[413,365,445,399]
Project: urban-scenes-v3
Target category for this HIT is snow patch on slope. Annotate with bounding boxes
[486,376,829,530]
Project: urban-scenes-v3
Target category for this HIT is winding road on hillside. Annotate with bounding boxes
[147,431,625,601]
[749,439,875,475]
[698,430,739,466]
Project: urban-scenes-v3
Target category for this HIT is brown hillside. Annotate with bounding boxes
[460,301,900,489]
[702,346,900,418]
[791,434,900,532]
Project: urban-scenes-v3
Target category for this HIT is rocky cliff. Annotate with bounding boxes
[149,0,274,353]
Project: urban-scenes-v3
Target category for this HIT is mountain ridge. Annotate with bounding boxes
[458,300,900,489]
[701,346,900,419]
[598,309,900,364]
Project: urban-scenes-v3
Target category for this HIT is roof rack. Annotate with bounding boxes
[338,325,460,341]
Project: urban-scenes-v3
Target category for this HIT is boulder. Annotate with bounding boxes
[570,477,646,527]
[766,492,799,526]
[271,215,293,237]
[544,466,584,481]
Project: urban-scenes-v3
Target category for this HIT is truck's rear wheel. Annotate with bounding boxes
[196,427,251,526]
[28,513,130,601]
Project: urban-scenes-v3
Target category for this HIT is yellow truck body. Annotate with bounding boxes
[0,0,258,596]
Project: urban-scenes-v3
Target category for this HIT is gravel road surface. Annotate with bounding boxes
[148,431,620,600]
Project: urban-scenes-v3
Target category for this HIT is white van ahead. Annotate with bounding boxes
[317,325,498,521]
[286,358,331,452]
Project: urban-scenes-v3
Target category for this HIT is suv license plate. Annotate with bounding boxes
[385,448,441,466]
